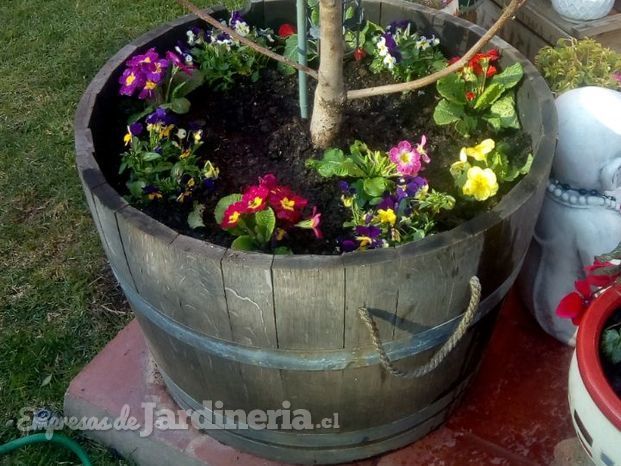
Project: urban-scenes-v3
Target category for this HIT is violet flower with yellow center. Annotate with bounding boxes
[389,139,429,177]
[462,166,498,201]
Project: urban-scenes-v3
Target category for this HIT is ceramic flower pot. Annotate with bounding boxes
[568,286,621,465]
[551,0,615,22]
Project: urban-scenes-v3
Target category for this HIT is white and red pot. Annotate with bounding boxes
[569,286,621,465]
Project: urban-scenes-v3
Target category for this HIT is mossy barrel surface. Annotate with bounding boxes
[74,0,557,463]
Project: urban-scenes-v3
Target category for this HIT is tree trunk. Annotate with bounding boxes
[310,0,345,149]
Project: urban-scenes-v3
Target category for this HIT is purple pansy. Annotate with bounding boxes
[146,107,171,125]
[129,122,143,136]
[386,20,413,35]
[355,225,382,249]
[382,33,402,62]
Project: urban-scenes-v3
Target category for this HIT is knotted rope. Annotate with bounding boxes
[358,276,482,378]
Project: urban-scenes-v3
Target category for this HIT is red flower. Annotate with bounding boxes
[241,186,269,213]
[353,48,366,62]
[556,279,592,325]
[270,187,308,223]
[469,49,500,77]
[259,173,278,191]
[466,91,476,101]
[221,201,247,229]
[278,24,296,38]
[585,260,620,288]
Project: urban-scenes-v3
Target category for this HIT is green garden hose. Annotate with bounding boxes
[0,433,92,465]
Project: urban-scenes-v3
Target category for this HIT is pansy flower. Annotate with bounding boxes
[229,11,251,36]
[375,208,397,226]
[123,122,143,146]
[143,185,163,201]
[355,225,382,250]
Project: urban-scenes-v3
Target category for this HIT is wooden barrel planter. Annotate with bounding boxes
[74,0,557,463]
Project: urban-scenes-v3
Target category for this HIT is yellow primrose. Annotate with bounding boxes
[460,139,495,162]
[463,166,499,201]
[376,208,397,226]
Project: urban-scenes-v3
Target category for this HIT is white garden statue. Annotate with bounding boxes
[520,86,621,345]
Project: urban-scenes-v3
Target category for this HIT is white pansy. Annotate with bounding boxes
[383,54,396,70]
[176,129,187,139]
[186,30,197,46]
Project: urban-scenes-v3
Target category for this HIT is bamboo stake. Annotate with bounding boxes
[176,0,319,80]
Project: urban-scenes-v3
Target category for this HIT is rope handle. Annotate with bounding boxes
[358,276,482,379]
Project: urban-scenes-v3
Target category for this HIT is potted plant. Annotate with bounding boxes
[551,0,615,22]
[557,244,621,465]
[74,0,555,463]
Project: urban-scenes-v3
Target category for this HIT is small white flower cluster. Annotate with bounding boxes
[376,37,397,70]
[415,35,440,51]
[232,20,250,37]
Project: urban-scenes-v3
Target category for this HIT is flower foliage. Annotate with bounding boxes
[433,50,524,137]
[307,139,455,251]
[119,108,219,216]
[367,20,446,81]
[214,175,322,252]
[188,11,275,90]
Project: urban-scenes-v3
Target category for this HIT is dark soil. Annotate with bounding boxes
[113,62,530,254]
[601,308,621,399]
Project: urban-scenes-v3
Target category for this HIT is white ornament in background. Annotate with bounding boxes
[519,87,621,346]
[552,0,615,22]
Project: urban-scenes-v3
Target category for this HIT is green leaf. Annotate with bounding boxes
[254,207,276,242]
[231,235,258,251]
[473,83,504,110]
[277,34,299,76]
[306,149,360,178]
[142,152,162,162]
[363,177,387,197]
[273,246,293,255]
[214,193,242,224]
[128,105,154,124]
[173,69,205,98]
[41,374,52,387]
[170,97,191,114]
[187,202,205,229]
[433,99,465,125]
[454,115,478,137]
[436,73,466,104]
[491,63,524,89]
[602,328,621,364]
[489,94,520,129]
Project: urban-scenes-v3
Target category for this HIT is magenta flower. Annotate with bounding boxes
[119,48,170,100]
[165,51,193,75]
[295,207,322,239]
[389,138,430,176]
[389,141,422,176]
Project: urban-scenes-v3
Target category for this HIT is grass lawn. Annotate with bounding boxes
[0,1,238,464]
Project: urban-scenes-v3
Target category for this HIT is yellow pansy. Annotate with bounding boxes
[460,139,495,162]
[463,166,499,201]
[376,208,397,226]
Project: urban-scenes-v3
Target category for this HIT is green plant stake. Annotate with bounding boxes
[297,0,309,119]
